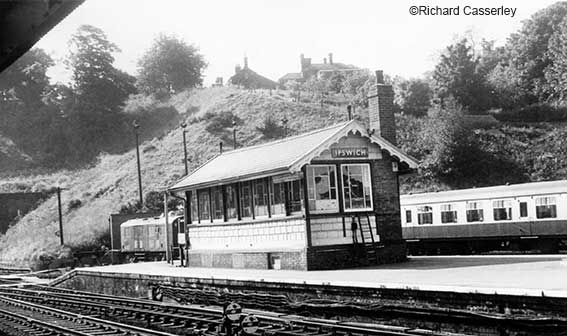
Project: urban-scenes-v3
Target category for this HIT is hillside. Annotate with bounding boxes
[0,87,346,265]
[1,86,567,266]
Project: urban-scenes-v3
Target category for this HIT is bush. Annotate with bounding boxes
[205,111,243,135]
[67,199,82,210]
[256,116,285,139]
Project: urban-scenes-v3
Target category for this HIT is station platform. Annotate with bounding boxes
[77,255,567,298]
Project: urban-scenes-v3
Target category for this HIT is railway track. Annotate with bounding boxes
[0,286,465,336]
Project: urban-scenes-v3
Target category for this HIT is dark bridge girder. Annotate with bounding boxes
[0,0,84,73]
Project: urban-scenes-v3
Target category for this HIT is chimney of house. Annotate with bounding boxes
[244,56,248,69]
[235,64,241,74]
[328,53,333,64]
[323,58,327,64]
[367,70,396,145]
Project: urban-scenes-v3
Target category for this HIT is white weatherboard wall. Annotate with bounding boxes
[188,217,306,250]
[311,215,377,246]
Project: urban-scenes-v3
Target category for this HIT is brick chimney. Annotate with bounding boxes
[328,53,333,64]
[367,70,396,145]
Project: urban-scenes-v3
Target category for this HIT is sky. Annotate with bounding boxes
[36,0,560,86]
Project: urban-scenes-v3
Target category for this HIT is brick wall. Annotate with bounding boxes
[367,82,396,145]
[371,154,403,242]
[187,249,307,270]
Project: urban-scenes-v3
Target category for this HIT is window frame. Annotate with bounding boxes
[466,201,484,223]
[417,205,433,225]
[306,164,339,214]
[492,199,512,221]
[440,203,458,224]
[535,196,557,219]
[340,163,374,212]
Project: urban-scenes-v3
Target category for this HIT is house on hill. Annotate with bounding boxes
[279,53,365,86]
[228,57,278,90]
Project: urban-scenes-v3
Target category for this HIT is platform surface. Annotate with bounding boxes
[83,255,567,297]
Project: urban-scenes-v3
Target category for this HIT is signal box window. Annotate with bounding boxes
[270,182,286,216]
[341,164,373,211]
[225,184,238,220]
[441,204,458,223]
[493,200,512,221]
[254,179,269,217]
[466,201,484,222]
[240,182,253,218]
[288,180,304,214]
[536,196,557,219]
[211,187,224,221]
[417,206,433,225]
[307,165,338,213]
[406,210,412,224]
[197,189,211,222]
[519,202,528,218]
[190,191,198,224]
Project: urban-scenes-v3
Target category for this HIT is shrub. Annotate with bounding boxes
[494,104,567,122]
[205,112,243,135]
[256,116,286,139]
[67,199,82,210]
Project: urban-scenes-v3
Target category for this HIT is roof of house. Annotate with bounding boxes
[229,67,278,89]
[401,180,567,206]
[169,120,419,191]
[308,62,357,71]
[279,72,303,81]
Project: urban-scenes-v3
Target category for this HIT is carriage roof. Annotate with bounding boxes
[401,180,567,206]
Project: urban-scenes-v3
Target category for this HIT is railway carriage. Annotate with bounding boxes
[120,213,184,261]
[401,180,567,254]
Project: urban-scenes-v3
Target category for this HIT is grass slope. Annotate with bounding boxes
[0,87,345,264]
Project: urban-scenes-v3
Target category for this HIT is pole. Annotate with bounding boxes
[232,120,237,149]
[164,193,171,263]
[181,123,188,175]
[183,130,188,175]
[57,187,63,245]
[134,121,143,206]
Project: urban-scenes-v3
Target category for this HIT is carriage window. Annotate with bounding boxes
[254,179,269,217]
[288,180,304,213]
[493,200,512,221]
[341,164,373,211]
[466,201,484,222]
[536,196,557,219]
[190,191,198,224]
[441,204,457,223]
[225,184,238,220]
[307,165,338,212]
[519,202,528,218]
[417,206,433,225]
[211,187,224,221]
[405,210,412,223]
[271,182,286,215]
[240,181,253,218]
[197,189,210,222]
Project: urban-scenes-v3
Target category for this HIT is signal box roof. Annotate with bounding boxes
[169,120,418,192]
[401,180,567,205]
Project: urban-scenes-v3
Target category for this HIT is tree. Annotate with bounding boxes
[545,16,567,102]
[137,34,207,98]
[65,25,137,162]
[487,2,567,105]
[393,77,432,116]
[431,38,490,112]
[343,71,375,108]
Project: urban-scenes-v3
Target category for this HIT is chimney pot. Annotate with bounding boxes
[328,53,333,64]
[375,70,384,84]
[323,58,327,64]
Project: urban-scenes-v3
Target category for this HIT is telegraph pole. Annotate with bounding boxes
[57,187,64,245]
[232,120,237,149]
[133,120,143,206]
[181,122,188,175]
